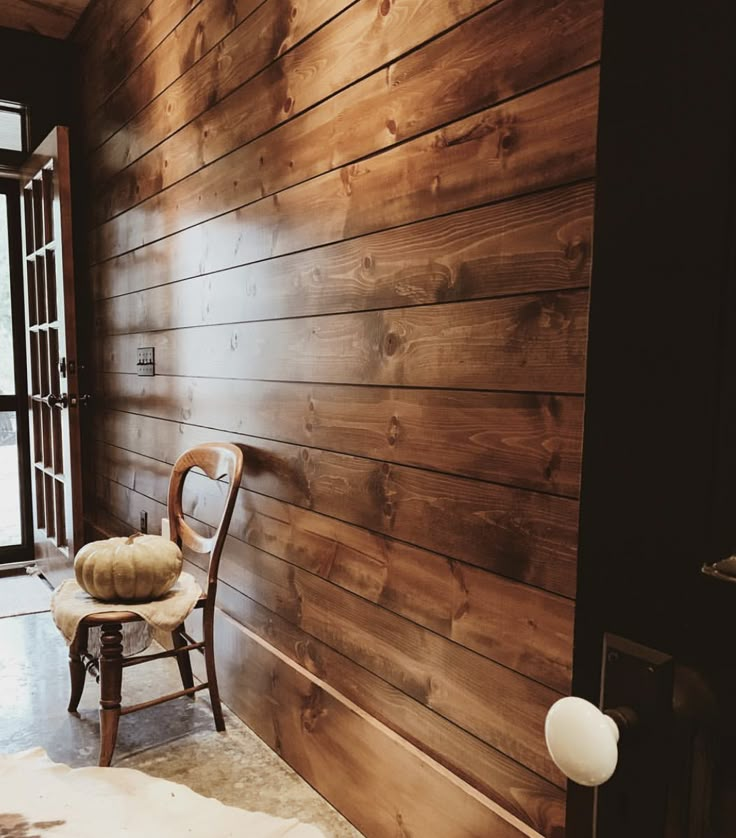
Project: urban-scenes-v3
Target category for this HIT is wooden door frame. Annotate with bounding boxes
[0,176,33,563]
[18,126,84,582]
[568,1,736,834]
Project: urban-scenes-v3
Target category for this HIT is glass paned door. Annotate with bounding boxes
[19,127,83,582]
[0,179,32,561]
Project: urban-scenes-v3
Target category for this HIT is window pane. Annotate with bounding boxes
[0,195,13,396]
[0,412,21,546]
[0,108,23,152]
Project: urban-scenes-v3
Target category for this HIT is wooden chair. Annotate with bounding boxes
[66,442,244,766]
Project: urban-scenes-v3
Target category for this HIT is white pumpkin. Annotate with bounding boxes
[74,533,183,602]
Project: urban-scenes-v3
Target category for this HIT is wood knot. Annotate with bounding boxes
[544,451,561,482]
[386,118,397,135]
[340,167,353,196]
[290,5,298,18]
[499,128,517,153]
[301,689,326,732]
[383,332,399,355]
[379,0,391,16]
[283,96,293,113]
[387,415,400,446]
[565,235,588,264]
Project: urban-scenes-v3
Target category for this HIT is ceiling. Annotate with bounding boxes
[0,0,93,40]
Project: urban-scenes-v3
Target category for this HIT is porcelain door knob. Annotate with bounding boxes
[545,696,620,786]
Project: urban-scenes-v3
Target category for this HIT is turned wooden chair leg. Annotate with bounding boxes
[203,610,225,732]
[98,622,123,767]
[172,622,194,693]
[68,623,89,713]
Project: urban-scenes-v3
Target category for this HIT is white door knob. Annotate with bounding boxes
[545,696,621,786]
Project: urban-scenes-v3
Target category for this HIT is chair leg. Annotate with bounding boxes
[203,610,225,732]
[68,623,89,712]
[172,623,194,693]
[98,622,123,767]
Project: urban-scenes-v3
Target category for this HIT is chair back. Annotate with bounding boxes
[167,443,244,598]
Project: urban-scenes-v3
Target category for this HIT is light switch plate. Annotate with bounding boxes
[136,346,155,376]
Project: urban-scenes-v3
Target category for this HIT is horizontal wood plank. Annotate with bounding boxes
[97,374,584,495]
[85,0,273,152]
[90,65,598,276]
[89,0,496,188]
[91,0,601,241]
[94,478,567,834]
[94,435,579,596]
[77,0,602,821]
[198,609,545,836]
[90,473,563,784]
[94,415,575,687]
[98,290,588,395]
[80,0,202,118]
[197,538,563,780]
[88,0,365,176]
[94,180,592,314]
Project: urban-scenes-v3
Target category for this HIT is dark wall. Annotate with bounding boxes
[0,26,75,159]
[571,1,736,834]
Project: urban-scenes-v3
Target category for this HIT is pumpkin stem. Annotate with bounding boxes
[125,532,144,544]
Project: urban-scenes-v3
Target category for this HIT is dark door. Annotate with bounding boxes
[566,1,736,836]
[19,126,83,585]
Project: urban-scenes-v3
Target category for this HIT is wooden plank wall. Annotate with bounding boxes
[74,0,602,834]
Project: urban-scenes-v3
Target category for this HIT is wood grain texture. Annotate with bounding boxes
[97,374,584,495]
[98,482,565,836]
[80,0,202,118]
[0,0,91,39]
[84,0,267,151]
[193,533,563,780]
[204,579,567,835]
[90,65,598,269]
[72,0,150,63]
[94,434,579,597]
[92,179,593,304]
[199,610,541,837]
[89,0,497,187]
[93,412,575,688]
[90,0,601,235]
[94,472,565,785]
[98,290,589,395]
[88,0,355,175]
[76,0,603,826]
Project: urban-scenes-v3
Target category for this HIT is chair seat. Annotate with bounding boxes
[80,595,206,626]
[52,575,203,649]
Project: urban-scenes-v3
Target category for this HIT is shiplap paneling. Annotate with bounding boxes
[76,0,602,833]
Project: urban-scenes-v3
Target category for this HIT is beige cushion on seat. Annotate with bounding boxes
[51,572,202,657]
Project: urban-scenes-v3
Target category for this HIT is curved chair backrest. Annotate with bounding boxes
[167,443,244,594]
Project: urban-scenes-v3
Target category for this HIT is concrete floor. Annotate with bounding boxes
[0,574,362,837]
